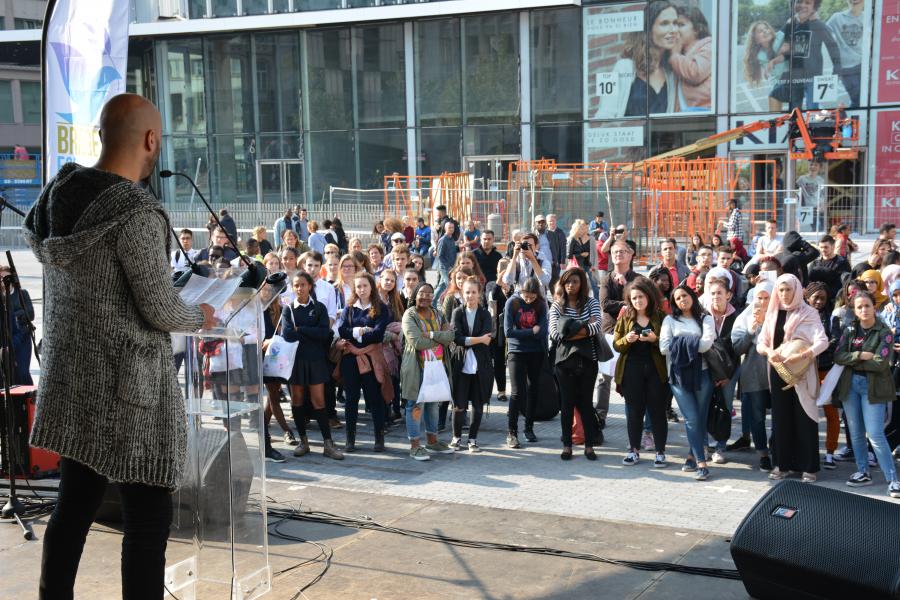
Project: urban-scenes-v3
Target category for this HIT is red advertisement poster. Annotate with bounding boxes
[877,2,900,103]
[873,110,900,224]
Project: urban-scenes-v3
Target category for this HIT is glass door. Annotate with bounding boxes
[463,154,520,190]
[256,159,305,210]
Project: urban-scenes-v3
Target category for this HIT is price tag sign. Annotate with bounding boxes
[596,72,618,97]
[813,74,838,104]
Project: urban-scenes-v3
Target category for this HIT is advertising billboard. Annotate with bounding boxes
[584,1,717,120]
[730,0,872,113]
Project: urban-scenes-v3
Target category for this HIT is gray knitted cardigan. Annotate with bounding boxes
[24,163,205,489]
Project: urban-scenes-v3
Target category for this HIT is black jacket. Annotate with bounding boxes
[451,305,494,402]
[777,231,819,286]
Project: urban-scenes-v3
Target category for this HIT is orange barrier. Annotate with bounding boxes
[508,158,778,259]
[379,157,779,260]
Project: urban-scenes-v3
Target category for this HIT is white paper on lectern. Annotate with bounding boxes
[179,274,242,309]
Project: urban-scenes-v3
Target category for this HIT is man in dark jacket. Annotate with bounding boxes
[474,229,503,283]
[809,234,851,298]
[218,208,238,242]
[546,214,567,287]
[776,230,819,286]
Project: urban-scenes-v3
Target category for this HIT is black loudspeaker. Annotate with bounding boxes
[730,480,900,600]
[96,427,253,527]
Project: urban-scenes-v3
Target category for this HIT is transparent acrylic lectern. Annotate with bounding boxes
[164,268,286,599]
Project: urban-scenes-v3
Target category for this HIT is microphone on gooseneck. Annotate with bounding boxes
[142,177,209,286]
[159,170,266,289]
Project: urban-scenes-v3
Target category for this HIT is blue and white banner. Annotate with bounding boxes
[43,0,129,182]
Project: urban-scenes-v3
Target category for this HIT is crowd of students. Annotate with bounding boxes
[173,208,900,499]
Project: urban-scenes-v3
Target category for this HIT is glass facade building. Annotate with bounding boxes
[2,0,898,225]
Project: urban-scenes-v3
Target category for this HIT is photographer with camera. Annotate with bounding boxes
[501,232,551,293]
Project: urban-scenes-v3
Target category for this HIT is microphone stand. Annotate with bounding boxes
[0,255,35,540]
[159,171,254,270]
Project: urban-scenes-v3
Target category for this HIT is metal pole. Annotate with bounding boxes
[189,157,201,215]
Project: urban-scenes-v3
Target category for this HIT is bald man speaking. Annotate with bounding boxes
[24,94,215,599]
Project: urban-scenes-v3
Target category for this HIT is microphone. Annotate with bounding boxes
[160,169,265,288]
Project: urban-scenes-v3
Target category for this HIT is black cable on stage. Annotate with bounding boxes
[262,498,334,600]
[265,503,743,582]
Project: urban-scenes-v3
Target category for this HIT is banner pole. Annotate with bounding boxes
[39,0,59,187]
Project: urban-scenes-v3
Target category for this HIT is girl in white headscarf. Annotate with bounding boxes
[757,274,828,482]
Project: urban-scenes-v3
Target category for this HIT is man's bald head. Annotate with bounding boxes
[96,93,162,181]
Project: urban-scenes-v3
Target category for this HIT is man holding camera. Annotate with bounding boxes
[501,232,551,292]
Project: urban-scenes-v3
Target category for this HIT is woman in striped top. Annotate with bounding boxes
[549,268,603,461]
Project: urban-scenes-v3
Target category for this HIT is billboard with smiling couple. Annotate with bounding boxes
[584,0,717,120]
[731,0,873,113]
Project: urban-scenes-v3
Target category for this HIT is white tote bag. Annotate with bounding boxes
[417,349,452,404]
[209,339,244,373]
[262,335,299,380]
[262,309,299,380]
[816,364,845,407]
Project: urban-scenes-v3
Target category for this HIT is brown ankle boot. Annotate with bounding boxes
[323,439,344,460]
[293,435,310,457]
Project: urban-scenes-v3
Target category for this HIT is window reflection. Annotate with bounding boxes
[416,19,462,127]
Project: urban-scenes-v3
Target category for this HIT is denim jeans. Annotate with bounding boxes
[433,269,450,308]
[740,390,769,453]
[843,374,898,481]
[405,399,439,441]
[670,371,714,462]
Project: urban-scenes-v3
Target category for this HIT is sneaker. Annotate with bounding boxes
[410,446,430,461]
[506,432,521,449]
[769,468,786,480]
[868,451,878,469]
[846,471,873,487]
[681,458,697,472]
[425,440,454,454]
[265,447,286,463]
[666,407,680,423]
[293,440,310,457]
[623,451,640,466]
[323,440,344,461]
[641,431,654,451]
[889,481,900,499]
[283,430,299,446]
[801,472,817,483]
[468,440,481,453]
[329,417,343,430]
[653,453,667,468]
[694,467,710,481]
[759,456,773,472]
[524,429,538,443]
[834,446,854,461]
[725,436,751,452]
[449,437,462,452]
[497,393,508,403]
[823,454,837,470]
[711,451,727,465]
